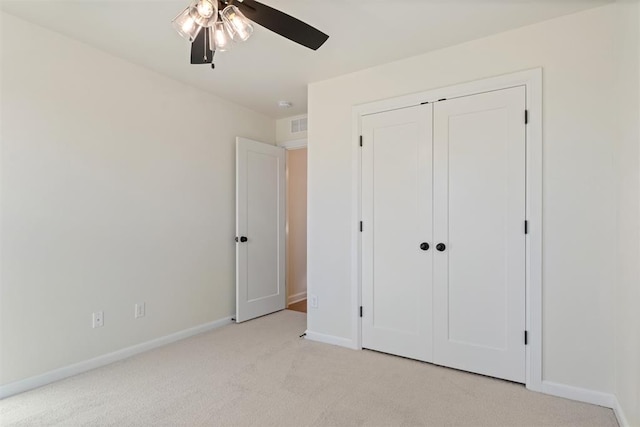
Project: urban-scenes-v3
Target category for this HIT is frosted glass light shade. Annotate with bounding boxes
[172,6,203,41]
[210,21,232,52]
[221,5,253,42]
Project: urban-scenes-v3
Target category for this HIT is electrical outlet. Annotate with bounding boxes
[309,294,318,308]
[92,311,104,328]
[135,302,145,319]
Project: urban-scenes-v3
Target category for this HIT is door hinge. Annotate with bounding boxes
[420,101,429,105]
[524,330,529,345]
[359,135,363,147]
[524,220,529,234]
[360,221,363,232]
[438,98,447,102]
[525,110,529,124]
[360,306,363,317]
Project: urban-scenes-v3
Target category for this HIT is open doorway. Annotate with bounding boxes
[285,146,307,314]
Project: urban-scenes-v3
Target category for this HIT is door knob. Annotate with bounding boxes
[420,242,430,251]
[235,236,248,243]
[436,243,446,252]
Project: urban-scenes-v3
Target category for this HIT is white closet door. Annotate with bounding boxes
[361,104,433,362]
[433,87,526,382]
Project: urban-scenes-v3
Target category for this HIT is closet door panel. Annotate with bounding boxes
[361,104,433,362]
[433,87,526,382]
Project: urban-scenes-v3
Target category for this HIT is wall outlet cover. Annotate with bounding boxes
[135,303,145,319]
[309,295,318,308]
[92,311,104,328]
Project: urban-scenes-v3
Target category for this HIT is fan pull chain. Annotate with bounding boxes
[203,28,209,61]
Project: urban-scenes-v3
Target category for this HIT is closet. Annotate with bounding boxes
[361,86,526,383]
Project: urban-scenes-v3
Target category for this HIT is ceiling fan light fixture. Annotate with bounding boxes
[221,5,254,42]
[172,6,203,42]
[210,21,232,52]
[173,0,329,68]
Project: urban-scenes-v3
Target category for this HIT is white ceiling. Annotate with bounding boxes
[1,0,609,118]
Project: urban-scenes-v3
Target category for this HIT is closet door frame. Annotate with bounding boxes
[351,68,542,392]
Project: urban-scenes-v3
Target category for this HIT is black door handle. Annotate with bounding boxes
[436,243,446,252]
[235,236,248,243]
[420,242,430,251]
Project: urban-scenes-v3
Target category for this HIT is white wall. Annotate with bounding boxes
[0,13,275,386]
[307,2,635,401]
[614,2,640,425]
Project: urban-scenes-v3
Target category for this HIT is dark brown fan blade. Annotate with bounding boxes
[235,0,328,50]
[190,28,214,64]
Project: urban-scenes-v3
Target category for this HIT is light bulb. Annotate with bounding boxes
[231,15,248,40]
[182,17,195,33]
[210,21,232,52]
[221,5,253,42]
[172,7,203,41]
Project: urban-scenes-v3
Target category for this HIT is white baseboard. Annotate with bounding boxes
[305,330,357,350]
[541,380,616,408]
[534,380,635,427]
[0,316,233,400]
[612,396,630,427]
[287,292,307,305]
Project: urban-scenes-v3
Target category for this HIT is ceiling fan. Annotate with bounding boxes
[172,0,329,69]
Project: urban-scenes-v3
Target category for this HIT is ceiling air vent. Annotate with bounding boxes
[291,117,308,134]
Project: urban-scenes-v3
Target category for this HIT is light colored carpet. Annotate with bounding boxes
[1,310,617,426]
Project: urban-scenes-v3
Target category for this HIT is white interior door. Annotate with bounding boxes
[361,104,433,362]
[236,137,286,323]
[432,87,526,382]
